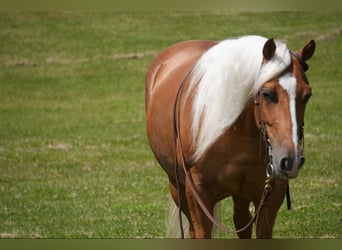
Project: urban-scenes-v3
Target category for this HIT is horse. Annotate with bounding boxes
[145,35,315,238]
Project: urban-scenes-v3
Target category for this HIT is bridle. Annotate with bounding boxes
[172,50,308,238]
[253,50,308,211]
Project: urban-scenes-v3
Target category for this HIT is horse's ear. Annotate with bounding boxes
[263,38,276,61]
[298,40,316,61]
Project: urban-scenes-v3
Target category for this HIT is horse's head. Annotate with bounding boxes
[255,38,315,179]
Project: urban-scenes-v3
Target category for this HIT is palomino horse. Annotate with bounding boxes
[145,35,315,238]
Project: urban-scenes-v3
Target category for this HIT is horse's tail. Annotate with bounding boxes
[165,195,223,238]
[165,195,190,238]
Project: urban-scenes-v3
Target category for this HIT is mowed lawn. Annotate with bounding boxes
[0,12,341,238]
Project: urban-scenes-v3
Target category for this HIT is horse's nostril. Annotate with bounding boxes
[298,156,305,169]
[280,157,293,172]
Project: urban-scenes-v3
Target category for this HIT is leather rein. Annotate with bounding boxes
[172,50,307,238]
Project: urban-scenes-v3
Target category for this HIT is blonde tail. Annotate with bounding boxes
[212,201,224,238]
[165,195,223,238]
[165,195,190,238]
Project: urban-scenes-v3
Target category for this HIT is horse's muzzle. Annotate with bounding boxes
[281,156,305,178]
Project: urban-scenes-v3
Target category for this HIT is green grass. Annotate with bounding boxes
[0,12,341,238]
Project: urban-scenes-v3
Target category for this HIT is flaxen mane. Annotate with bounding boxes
[188,35,291,161]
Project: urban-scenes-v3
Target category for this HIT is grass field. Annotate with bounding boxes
[0,12,341,238]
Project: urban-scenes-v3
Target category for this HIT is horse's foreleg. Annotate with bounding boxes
[255,180,286,239]
[232,195,253,239]
[184,174,214,239]
[255,204,280,238]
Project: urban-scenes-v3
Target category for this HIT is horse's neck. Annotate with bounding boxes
[196,98,267,175]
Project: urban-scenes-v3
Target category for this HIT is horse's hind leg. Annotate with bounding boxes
[232,195,253,239]
[168,180,195,238]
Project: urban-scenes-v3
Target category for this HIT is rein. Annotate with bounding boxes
[173,69,273,238]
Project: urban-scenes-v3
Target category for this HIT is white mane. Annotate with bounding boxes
[189,35,291,161]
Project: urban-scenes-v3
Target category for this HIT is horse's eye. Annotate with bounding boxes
[261,89,277,102]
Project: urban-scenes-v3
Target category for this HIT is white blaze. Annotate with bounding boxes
[279,73,298,157]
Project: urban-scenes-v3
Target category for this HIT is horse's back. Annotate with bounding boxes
[145,40,216,175]
[145,40,216,109]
